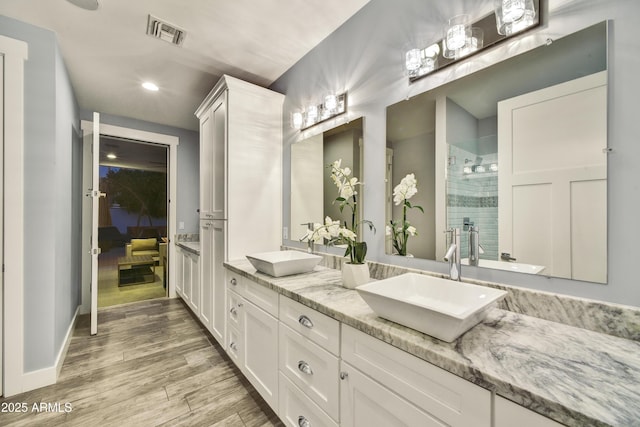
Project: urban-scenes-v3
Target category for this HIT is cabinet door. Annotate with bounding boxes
[495,396,564,427]
[182,250,192,304]
[211,92,226,219]
[199,224,213,331]
[175,248,184,296]
[189,252,200,313]
[211,219,226,345]
[340,362,447,427]
[199,106,214,217]
[243,299,278,410]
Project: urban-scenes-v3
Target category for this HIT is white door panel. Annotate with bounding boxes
[499,71,607,281]
[90,112,100,335]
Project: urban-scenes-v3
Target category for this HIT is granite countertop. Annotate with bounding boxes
[176,241,200,255]
[224,259,640,427]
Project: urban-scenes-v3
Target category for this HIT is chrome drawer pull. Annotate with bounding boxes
[340,371,349,380]
[230,307,237,315]
[229,342,237,351]
[230,278,237,286]
[298,315,314,329]
[297,360,313,376]
[298,415,310,427]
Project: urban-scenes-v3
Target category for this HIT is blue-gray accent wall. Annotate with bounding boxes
[0,15,81,371]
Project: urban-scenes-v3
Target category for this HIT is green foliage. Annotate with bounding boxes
[103,168,167,226]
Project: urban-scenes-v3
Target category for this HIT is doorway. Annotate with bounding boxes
[97,137,169,307]
[81,120,179,334]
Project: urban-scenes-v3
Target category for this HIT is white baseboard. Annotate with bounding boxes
[20,306,79,394]
[56,306,79,378]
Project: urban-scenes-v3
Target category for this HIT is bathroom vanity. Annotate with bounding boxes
[222,257,640,427]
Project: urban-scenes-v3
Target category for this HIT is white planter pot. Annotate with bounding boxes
[342,262,370,289]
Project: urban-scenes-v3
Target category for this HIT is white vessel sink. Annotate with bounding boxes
[461,258,545,274]
[246,251,322,277]
[356,273,507,342]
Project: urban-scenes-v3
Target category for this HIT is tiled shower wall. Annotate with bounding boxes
[447,145,498,260]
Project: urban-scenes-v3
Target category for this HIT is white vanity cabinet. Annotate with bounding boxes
[340,325,492,427]
[176,246,200,314]
[278,296,341,425]
[225,274,279,410]
[495,396,565,427]
[174,246,184,296]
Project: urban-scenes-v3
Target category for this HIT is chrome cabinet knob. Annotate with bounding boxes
[297,360,313,376]
[298,415,310,427]
[340,371,349,380]
[298,315,314,329]
[230,278,237,286]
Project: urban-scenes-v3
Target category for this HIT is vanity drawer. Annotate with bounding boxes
[236,277,279,317]
[279,323,339,421]
[279,373,338,427]
[279,295,340,355]
[341,325,491,427]
[226,270,243,291]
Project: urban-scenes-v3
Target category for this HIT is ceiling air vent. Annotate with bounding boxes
[146,15,186,46]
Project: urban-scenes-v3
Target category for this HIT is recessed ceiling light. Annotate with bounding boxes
[107,153,117,159]
[142,82,159,92]
[66,0,100,11]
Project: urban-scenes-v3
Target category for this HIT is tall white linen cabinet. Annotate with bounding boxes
[195,75,284,347]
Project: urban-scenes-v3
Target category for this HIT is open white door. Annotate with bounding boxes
[0,54,5,395]
[90,112,101,335]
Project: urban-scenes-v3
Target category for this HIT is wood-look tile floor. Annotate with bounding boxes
[0,298,283,427]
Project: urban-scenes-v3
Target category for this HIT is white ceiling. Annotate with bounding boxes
[0,0,370,130]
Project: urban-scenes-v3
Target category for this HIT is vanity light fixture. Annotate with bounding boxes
[405,44,440,78]
[494,0,536,35]
[291,92,347,130]
[404,0,539,82]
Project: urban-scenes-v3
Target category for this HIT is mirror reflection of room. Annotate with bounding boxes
[385,21,607,283]
[291,118,364,242]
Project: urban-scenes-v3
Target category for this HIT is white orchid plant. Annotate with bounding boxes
[386,173,423,256]
[303,159,374,264]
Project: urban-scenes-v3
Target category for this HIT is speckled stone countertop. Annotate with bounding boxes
[176,241,200,255]
[224,259,640,427]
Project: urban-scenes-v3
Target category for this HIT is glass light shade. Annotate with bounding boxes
[405,48,423,72]
[458,27,484,58]
[291,111,303,130]
[324,94,338,112]
[494,0,536,35]
[463,166,473,174]
[475,164,486,173]
[307,105,318,122]
[490,163,499,172]
[443,15,471,59]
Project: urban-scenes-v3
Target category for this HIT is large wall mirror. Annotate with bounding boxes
[386,21,608,284]
[290,118,364,241]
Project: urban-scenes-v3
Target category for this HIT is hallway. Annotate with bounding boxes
[0,299,281,426]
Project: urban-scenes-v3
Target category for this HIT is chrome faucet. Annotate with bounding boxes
[300,222,315,253]
[468,226,485,267]
[443,228,461,281]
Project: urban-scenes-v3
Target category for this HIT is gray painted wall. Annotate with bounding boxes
[0,15,81,371]
[272,0,640,307]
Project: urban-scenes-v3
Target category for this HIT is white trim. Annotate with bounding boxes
[56,307,79,379]
[80,120,180,316]
[20,306,79,393]
[1,35,28,397]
